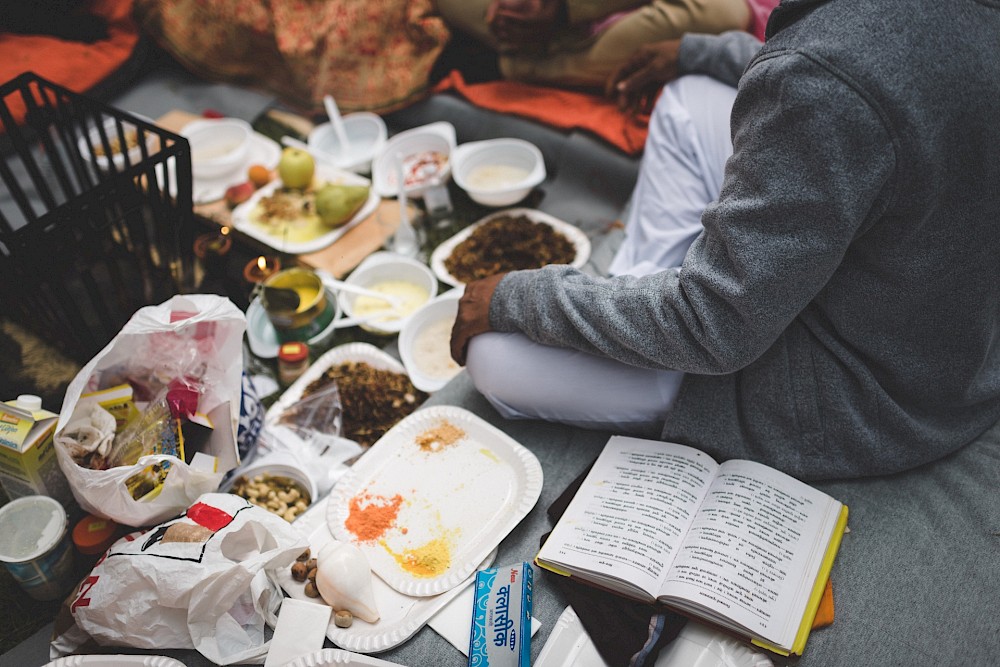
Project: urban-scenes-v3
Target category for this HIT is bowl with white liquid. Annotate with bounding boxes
[398,289,464,392]
[339,252,438,335]
[452,138,546,207]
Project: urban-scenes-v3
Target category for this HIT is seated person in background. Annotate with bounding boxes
[436,0,769,90]
[450,0,1000,481]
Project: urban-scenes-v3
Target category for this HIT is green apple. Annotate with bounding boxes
[277,147,315,189]
[314,183,370,228]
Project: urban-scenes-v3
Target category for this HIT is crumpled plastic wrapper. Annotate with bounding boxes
[55,405,117,465]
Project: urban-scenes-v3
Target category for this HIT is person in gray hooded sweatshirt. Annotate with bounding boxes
[450,0,1000,481]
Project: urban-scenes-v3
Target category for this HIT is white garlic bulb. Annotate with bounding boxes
[315,541,380,623]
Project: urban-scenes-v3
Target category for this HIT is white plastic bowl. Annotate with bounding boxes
[183,118,252,180]
[339,252,438,335]
[308,112,387,174]
[398,290,464,393]
[452,138,546,207]
[372,121,457,198]
[79,115,157,172]
[224,454,318,513]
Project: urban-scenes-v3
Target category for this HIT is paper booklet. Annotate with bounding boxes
[534,435,848,656]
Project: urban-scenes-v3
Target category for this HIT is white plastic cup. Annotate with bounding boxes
[0,496,75,601]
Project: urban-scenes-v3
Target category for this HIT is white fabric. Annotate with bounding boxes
[467,76,737,431]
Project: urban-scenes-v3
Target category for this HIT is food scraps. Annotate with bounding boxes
[283,361,427,448]
[345,492,404,542]
[414,421,465,453]
[382,535,453,578]
[402,150,448,189]
[443,213,576,283]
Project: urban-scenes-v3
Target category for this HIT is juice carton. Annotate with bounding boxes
[0,395,73,506]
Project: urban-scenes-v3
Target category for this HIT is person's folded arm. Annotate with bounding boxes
[486,51,896,374]
[564,0,648,25]
[677,31,763,87]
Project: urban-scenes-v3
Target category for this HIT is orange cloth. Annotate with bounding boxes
[812,578,836,628]
[433,70,651,155]
[0,0,140,126]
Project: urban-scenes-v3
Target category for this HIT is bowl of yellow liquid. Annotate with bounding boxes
[262,267,336,343]
[340,252,437,335]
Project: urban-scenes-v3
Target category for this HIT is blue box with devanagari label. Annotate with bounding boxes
[468,562,533,667]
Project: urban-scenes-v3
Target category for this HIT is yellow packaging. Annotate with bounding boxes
[0,396,73,506]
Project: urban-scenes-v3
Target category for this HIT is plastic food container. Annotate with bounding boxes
[451,138,546,207]
[308,112,387,174]
[0,495,75,601]
[182,118,252,179]
[398,290,463,393]
[224,454,317,522]
[372,122,456,198]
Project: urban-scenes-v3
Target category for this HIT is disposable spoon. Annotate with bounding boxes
[323,95,352,158]
[315,271,406,311]
[392,154,419,257]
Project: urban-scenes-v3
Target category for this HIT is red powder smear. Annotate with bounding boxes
[345,493,404,542]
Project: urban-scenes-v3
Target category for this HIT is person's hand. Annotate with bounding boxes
[606,39,683,115]
[486,0,565,50]
[450,272,508,366]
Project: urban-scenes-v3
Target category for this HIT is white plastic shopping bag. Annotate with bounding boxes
[64,492,309,665]
[54,294,246,527]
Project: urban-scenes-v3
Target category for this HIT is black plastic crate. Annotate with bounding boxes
[0,72,195,364]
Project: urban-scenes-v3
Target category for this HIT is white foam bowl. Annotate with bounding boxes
[183,118,252,180]
[398,290,464,393]
[452,138,546,207]
[339,252,438,335]
[79,115,157,172]
[308,112,387,174]
[372,121,457,198]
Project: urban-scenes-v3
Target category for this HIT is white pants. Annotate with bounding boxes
[466,75,738,434]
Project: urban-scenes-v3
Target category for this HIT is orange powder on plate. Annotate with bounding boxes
[345,493,404,542]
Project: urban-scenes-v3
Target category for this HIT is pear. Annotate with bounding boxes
[314,184,370,228]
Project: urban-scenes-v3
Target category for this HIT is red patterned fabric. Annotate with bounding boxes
[134,0,451,114]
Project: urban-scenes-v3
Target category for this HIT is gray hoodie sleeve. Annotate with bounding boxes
[677,31,763,87]
[487,50,896,375]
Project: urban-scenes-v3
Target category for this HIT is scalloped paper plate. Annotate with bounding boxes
[44,657,186,667]
[327,405,543,597]
[282,648,405,666]
[277,503,495,654]
[429,207,591,287]
[231,163,379,254]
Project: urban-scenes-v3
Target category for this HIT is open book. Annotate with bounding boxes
[535,436,848,656]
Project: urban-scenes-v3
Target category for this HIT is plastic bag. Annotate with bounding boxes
[62,492,308,665]
[54,295,246,527]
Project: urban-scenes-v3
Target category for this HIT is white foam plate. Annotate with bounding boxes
[181,119,282,204]
[230,163,379,254]
[276,511,495,654]
[43,657,186,667]
[429,207,592,287]
[282,648,404,666]
[327,405,543,597]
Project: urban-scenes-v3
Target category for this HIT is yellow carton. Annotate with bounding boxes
[0,395,73,506]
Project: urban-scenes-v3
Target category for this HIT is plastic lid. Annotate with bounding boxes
[15,394,42,411]
[0,496,67,563]
[279,341,309,363]
[73,514,120,555]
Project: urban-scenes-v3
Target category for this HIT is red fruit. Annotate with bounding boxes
[224,182,256,208]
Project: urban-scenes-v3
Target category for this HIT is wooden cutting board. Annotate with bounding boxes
[157,110,399,278]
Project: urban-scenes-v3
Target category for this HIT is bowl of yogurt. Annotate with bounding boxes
[339,252,437,335]
[452,138,546,207]
[398,289,464,392]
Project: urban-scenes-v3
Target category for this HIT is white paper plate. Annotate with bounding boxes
[230,164,379,254]
[327,405,543,597]
[44,657,186,667]
[277,514,495,654]
[282,648,405,666]
[265,342,406,426]
[429,207,592,287]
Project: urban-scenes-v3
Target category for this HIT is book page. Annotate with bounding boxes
[536,436,718,599]
[660,459,841,647]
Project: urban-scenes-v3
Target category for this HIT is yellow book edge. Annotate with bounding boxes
[751,503,850,656]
